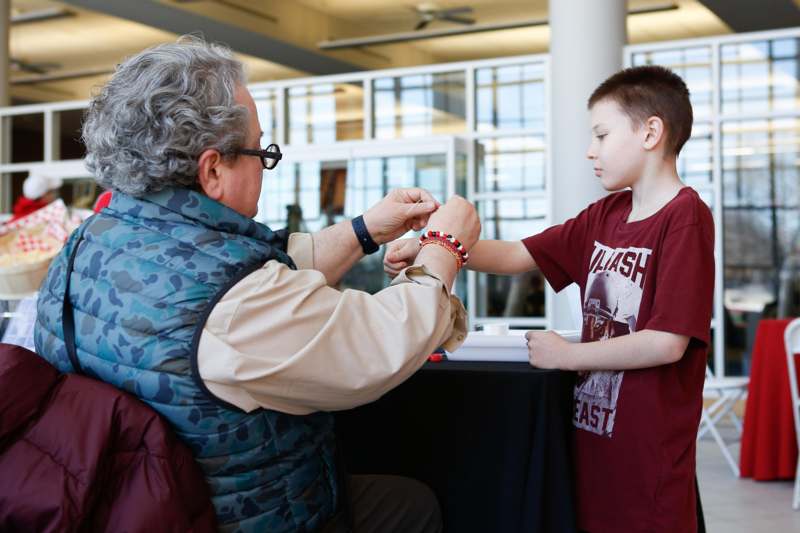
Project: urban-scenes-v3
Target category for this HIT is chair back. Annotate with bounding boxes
[0,343,217,531]
[783,318,800,449]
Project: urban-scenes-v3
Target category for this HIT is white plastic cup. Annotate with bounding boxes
[482,323,509,335]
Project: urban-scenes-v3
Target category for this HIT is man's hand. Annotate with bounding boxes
[363,188,440,245]
[384,238,419,278]
[525,330,572,370]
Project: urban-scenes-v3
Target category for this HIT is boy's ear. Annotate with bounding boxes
[642,116,666,151]
[197,148,224,201]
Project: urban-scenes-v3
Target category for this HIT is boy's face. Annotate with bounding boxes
[586,99,647,191]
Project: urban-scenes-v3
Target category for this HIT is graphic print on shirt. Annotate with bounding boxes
[574,241,652,437]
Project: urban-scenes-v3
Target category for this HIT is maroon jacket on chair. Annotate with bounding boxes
[0,343,217,532]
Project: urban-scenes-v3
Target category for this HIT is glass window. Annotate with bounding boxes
[7,171,28,212]
[475,62,545,132]
[476,136,546,194]
[252,88,279,144]
[345,154,448,217]
[456,152,467,198]
[258,161,322,232]
[63,178,99,210]
[3,113,44,163]
[475,197,548,319]
[678,122,713,189]
[56,109,86,160]
[287,82,363,145]
[373,71,466,139]
[632,46,713,118]
[722,38,800,114]
[722,118,800,375]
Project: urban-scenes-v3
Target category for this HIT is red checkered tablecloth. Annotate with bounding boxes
[0,200,79,256]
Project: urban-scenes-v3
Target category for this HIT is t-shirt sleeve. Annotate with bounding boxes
[643,220,715,345]
[522,205,593,292]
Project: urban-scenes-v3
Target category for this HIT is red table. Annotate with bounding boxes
[740,318,799,480]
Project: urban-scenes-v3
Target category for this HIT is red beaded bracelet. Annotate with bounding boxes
[420,239,464,269]
[418,230,469,265]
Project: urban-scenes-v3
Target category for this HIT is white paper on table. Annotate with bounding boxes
[447,329,580,362]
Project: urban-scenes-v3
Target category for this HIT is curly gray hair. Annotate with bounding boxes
[82,36,248,196]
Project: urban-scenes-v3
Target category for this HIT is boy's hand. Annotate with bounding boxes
[384,238,420,278]
[525,330,572,370]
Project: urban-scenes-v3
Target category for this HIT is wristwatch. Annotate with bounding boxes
[351,214,380,255]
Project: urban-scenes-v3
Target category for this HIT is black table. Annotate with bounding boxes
[335,361,577,533]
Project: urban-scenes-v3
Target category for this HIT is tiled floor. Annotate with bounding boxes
[697,423,800,532]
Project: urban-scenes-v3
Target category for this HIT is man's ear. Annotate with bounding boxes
[643,116,666,151]
[197,149,224,200]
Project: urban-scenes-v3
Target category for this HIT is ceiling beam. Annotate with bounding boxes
[11,66,114,85]
[320,3,680,50]
[11,7,74,24]
[697,0,800,32]
[59,0,362,75]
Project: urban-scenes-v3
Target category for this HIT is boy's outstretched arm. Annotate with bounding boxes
[525,329,690,371]
[384,238,536,277]
[467,240,537,274]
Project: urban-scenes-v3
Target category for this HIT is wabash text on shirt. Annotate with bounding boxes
[575,242,652,437]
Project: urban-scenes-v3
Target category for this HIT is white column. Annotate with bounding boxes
[548,0,627,330]
[0,0,8,213]
[0,0,8,107]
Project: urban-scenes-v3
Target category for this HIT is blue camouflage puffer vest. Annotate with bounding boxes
[34,188,338,533]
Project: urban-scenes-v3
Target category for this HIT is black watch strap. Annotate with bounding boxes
[352,215,379,255]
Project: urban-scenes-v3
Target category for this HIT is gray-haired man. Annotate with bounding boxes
[35,37,479,533]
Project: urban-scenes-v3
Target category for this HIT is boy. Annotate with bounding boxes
[384,65,714,532]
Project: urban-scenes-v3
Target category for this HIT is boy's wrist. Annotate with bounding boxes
[562,342,581,371]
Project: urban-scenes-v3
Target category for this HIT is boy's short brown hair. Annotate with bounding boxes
[588,65,693,156]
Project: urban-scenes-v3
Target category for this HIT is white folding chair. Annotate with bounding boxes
[783,318,800,510]
[698,365,749,477]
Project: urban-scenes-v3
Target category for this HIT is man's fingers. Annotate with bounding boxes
[396,239,418,255]
[405,240,421,257]
[385,239,419,269]
[388,251,412,264]
[410,217,428,231]
[384,249,410,267]
[384,262,407,277]
[405,201,437,218]
[419,189,439,206]
[385,260,407,270]
[402,187,438,205]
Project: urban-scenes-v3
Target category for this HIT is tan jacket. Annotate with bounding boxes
[198,233,466,415]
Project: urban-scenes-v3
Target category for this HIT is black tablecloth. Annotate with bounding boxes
[335,361,577,533]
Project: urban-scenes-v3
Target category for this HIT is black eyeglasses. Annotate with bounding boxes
[235,143,282,170]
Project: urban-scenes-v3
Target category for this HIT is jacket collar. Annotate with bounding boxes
[108,187,285,248]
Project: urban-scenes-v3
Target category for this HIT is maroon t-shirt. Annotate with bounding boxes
[523,187,714,533]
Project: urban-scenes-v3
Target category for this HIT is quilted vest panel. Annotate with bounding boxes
[35,188,337,533]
